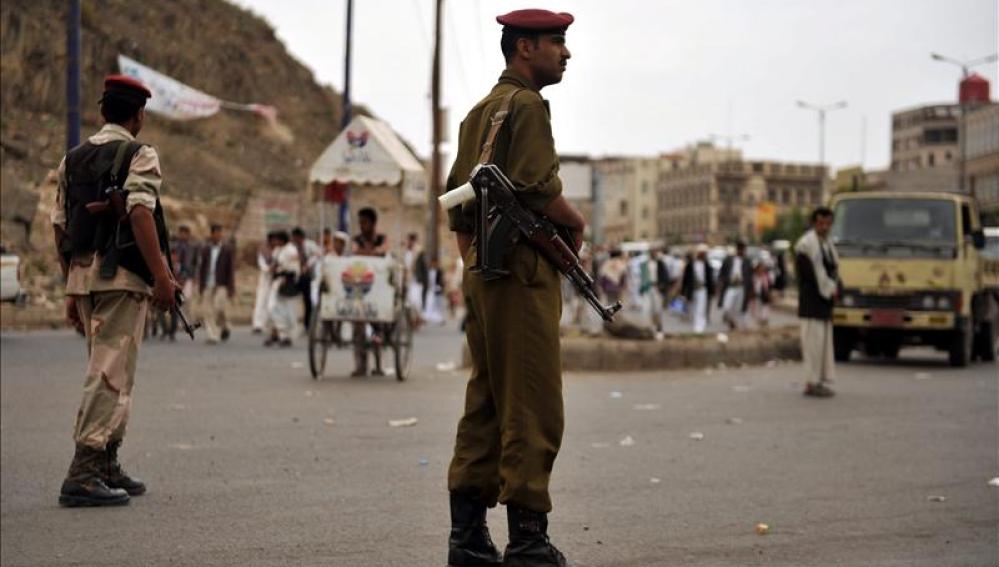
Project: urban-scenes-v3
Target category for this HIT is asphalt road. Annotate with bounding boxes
[1,324,996,567]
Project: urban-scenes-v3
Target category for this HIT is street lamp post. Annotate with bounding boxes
[796,100,847,167]
[930,51,998,195]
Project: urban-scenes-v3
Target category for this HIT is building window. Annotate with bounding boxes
[928,153,935,166]
[619,201,628,216]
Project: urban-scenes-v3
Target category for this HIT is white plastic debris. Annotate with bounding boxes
[927,495,947,502]
[323,418,335,426]
[388,417,419,427]
[619,435,636,447]
[716,333,729,344]
[689,432,705,441]
[914,372,932,380]
[650,478,661,484]
[726,417,744,425]
[755,523,770,535]
[291,361,304,369]
[169,443,194,451]
[305,390,315,397]
[988,477,999,487]
[436,361,457,372]
[633,403,661,411]
[610,391,623,399]
[419,458,429,466]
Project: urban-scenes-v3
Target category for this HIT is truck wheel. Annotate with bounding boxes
[948,321,973,367]
[863,343,882,358]
[833,329,854,362]
[975,321,996,362]
[882,341,901,359]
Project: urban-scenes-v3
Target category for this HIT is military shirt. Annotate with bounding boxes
[447,70,563,233]
[51,123,163,296]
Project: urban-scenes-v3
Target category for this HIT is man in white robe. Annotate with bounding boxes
[794,207,840,397]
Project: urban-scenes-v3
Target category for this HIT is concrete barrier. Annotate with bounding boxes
[461,326,802,372]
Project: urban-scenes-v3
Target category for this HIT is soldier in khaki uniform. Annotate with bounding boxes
[445,9,584,567]
[52,75,179,507]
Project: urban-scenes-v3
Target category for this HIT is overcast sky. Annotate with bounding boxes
[233,0,997,173]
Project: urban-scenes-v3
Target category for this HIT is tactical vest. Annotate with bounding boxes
[61,139,170,285]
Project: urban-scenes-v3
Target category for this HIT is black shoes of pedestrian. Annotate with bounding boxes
[279,339,293,348]
[503,505,571,567]
[59,444,130,507]
[804,382,835,398]
[221,328,231,341]
[448,491,502,567]
[105,440,146,496]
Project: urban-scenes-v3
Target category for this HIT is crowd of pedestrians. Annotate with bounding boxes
[562,240,789,335]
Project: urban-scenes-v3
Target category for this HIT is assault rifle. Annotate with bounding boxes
[85,187,200,340]
[439,164,622,322]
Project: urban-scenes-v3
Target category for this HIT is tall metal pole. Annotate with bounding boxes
[427,0,444,263]
[796,100,847,167]
[818,109,825,165]
[66,0,81,151]
[338,0,354,232]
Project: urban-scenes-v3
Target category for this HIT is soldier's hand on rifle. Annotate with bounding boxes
[571,228,584,253]
[65,297,84,334]
[152,275,181,312]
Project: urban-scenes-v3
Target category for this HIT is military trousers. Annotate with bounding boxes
[448,243,564,513]
[72,290,148,449]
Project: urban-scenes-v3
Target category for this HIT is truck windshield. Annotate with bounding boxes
[831,199,956,259]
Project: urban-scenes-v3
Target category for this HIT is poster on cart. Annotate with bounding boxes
[319,256,396,323]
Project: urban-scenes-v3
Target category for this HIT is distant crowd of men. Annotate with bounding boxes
[567,240,789,335]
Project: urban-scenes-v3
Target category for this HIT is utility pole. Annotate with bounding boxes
[427,0,444,262]
[796,100,847,166]
[66,0,81,151]
[930,51,998,195]
[338,0,354,232]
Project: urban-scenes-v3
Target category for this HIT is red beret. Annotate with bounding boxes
[103,74,152,100]
[496,9,574,32]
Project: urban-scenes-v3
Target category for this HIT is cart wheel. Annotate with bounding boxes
[392,306,414,381]
[308,297,329,380]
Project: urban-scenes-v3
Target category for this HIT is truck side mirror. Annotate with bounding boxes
[971,230,986,249]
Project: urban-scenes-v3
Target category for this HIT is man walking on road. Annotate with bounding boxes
[52,75,178,507]
[795,207,841,397]
[444,8,582,566]
[718,240,754,330]
[197,224,235,344]
[682,244,715,334]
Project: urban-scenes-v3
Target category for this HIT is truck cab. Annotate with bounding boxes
[829,191,998,366]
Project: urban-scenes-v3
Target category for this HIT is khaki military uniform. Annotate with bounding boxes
[447,70,565,513]
[52,123,162,450]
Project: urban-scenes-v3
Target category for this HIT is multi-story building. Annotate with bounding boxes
[657,150,829,244]
[593,157,636,245]
[966,103,999,222]
[890,104,960,173]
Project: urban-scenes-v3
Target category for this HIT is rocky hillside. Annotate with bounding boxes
[1,0,367,248]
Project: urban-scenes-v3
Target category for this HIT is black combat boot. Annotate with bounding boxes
[105,439,146,496]
[59,444,130,507]
[448,491,503,567]
[503,505,571,567]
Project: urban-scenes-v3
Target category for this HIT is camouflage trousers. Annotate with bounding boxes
[72,291,148,449]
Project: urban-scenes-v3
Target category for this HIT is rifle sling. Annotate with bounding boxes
[477,88,523,165]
